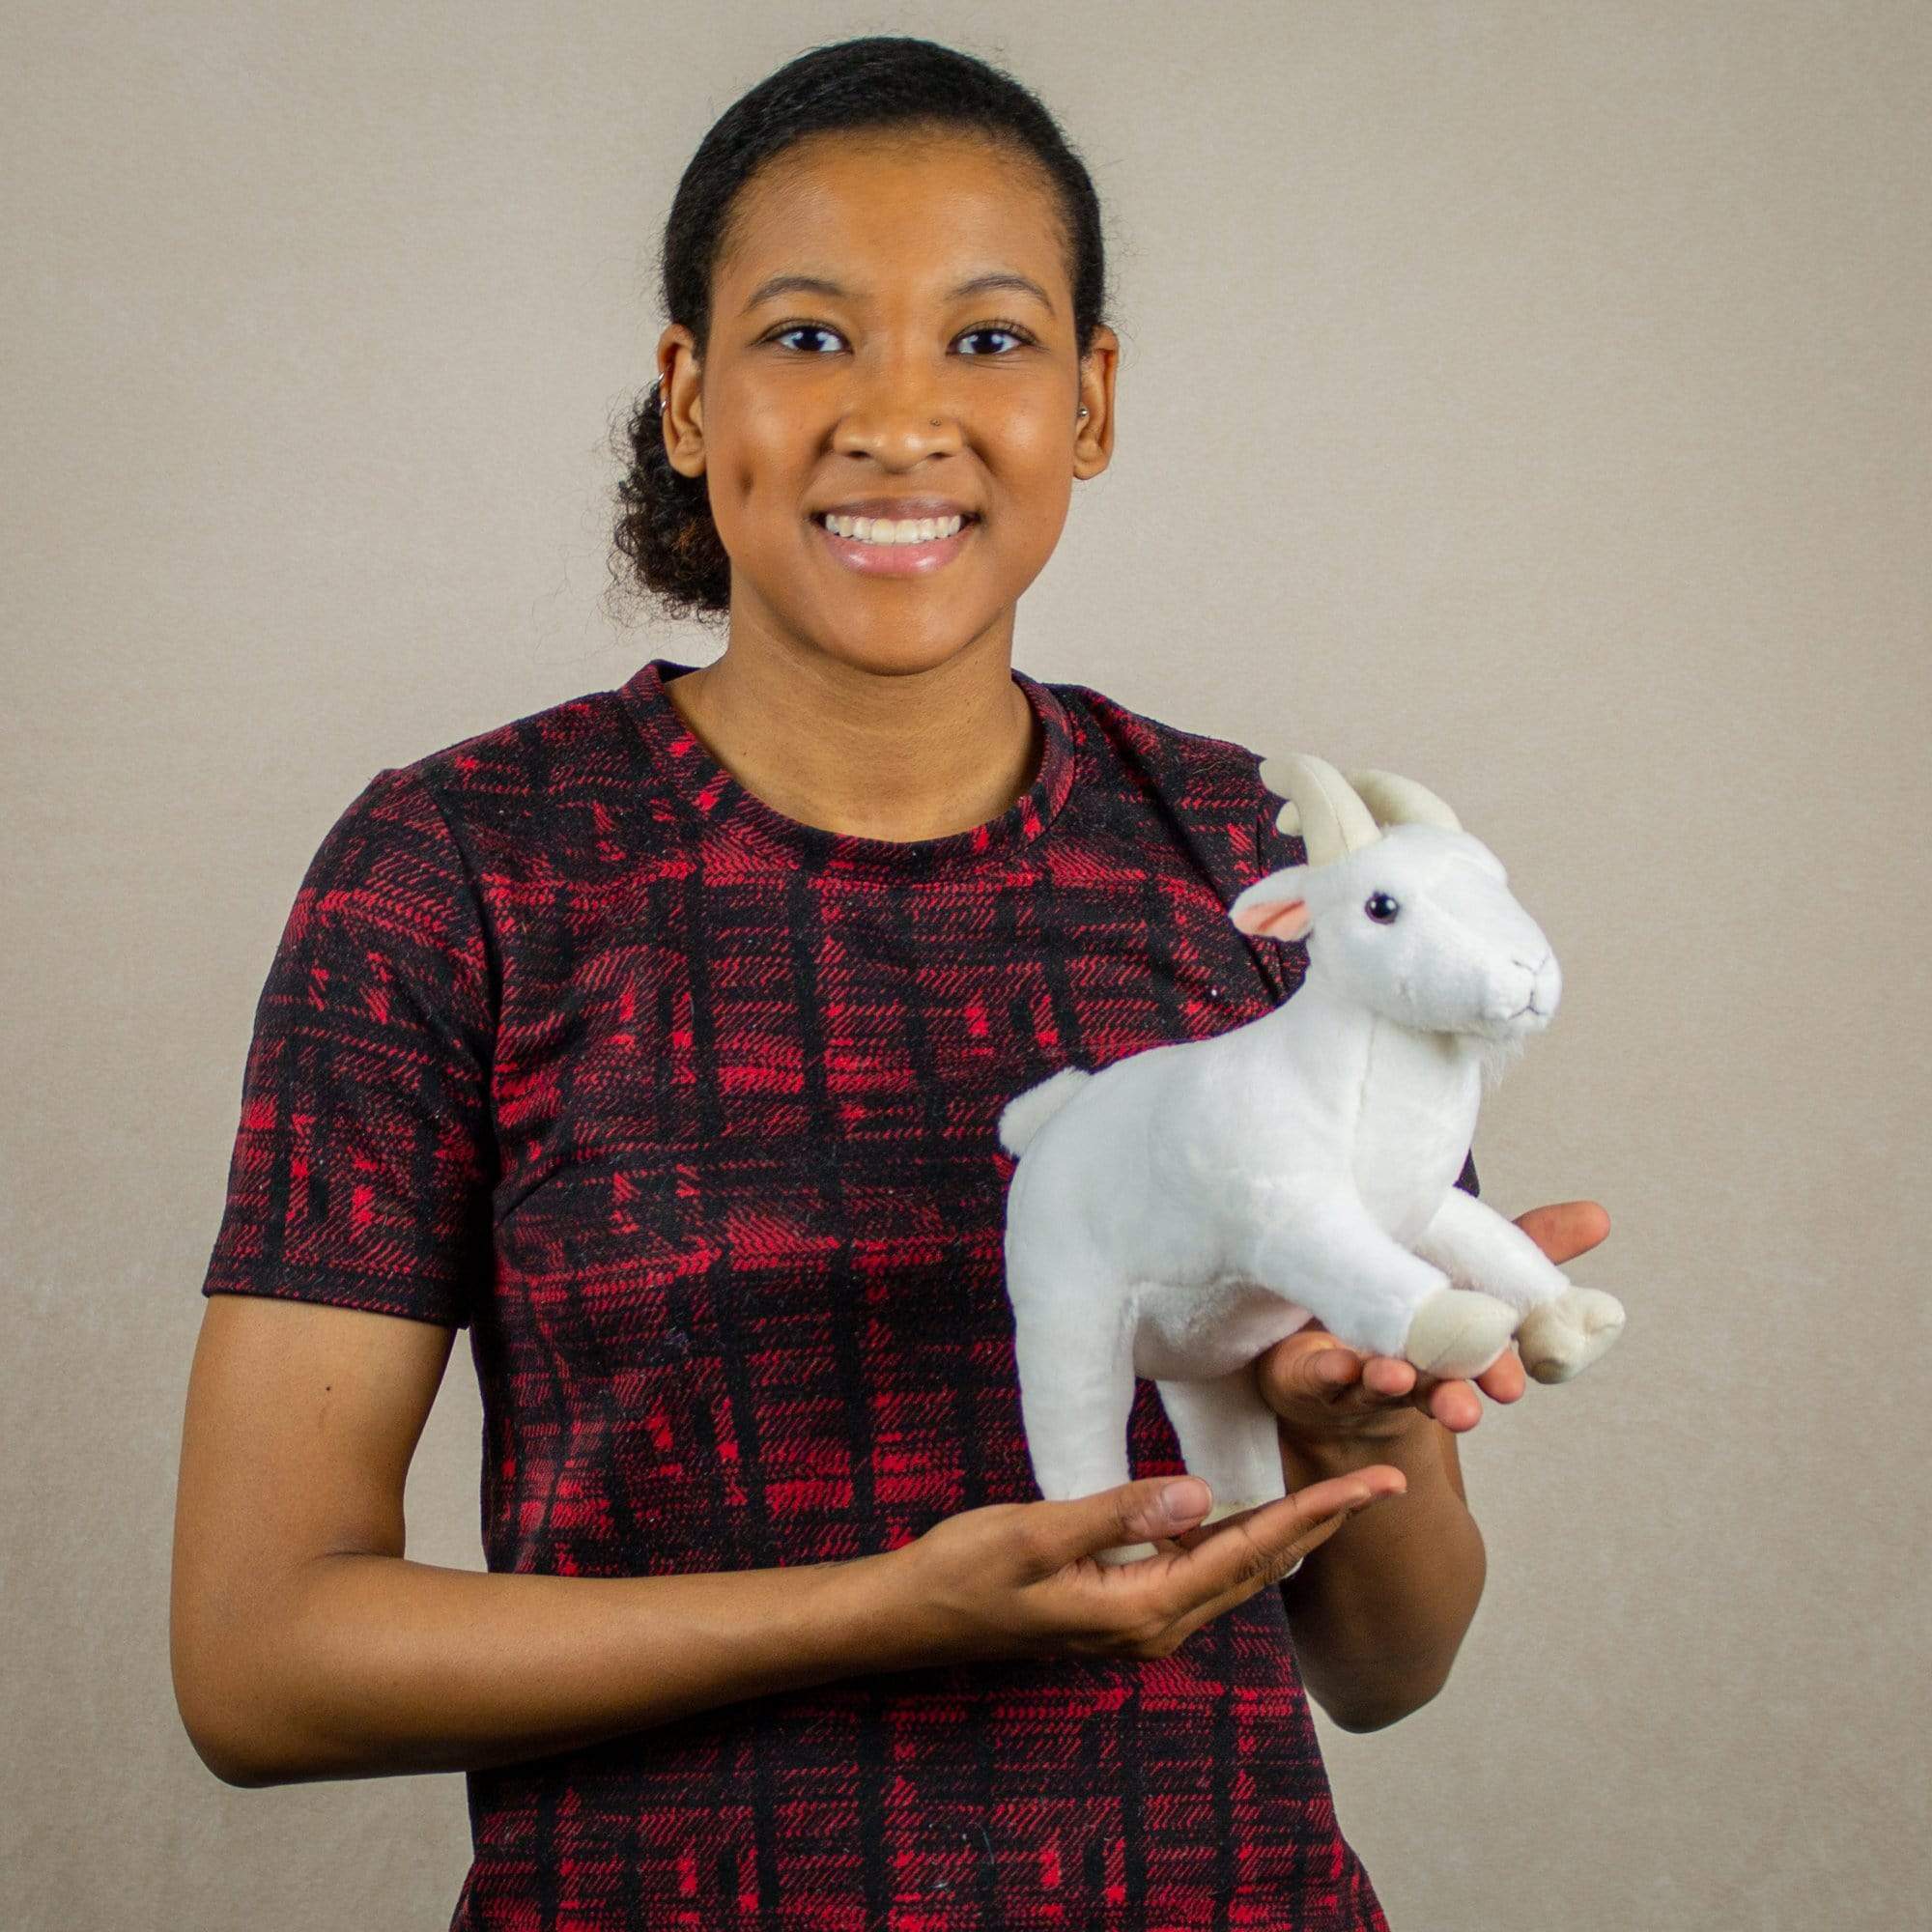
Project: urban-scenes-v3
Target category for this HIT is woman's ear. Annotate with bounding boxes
[657,327,705,480]
[1073,326,1120,475]
[1229,867,1314,943]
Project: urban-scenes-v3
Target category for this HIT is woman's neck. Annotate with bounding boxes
[662,636,1041,843]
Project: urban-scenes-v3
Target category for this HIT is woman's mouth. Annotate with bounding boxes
[810,510,979,577]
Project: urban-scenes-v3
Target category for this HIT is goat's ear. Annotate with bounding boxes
[1229,867,1314,943]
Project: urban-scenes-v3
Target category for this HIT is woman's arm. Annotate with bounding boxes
[170,1296,913,1787]
[1254,1202,1610,1732]
[1274,1412,1485,1732]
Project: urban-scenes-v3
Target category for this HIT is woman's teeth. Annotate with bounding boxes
[819,513,967,544]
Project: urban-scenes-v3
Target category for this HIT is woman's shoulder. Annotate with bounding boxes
[1042,670,1281,829]
[276,672,667,940]
[384,673,642,839]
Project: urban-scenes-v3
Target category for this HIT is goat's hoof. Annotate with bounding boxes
[1516,1288,1626,1384]
[1095,1539,1159,1566]
[1403,1289,1519,1378]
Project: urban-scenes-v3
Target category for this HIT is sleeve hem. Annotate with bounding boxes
[202,1267,469,1330]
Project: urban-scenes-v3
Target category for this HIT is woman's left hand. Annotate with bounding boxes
[1253,1200,1611,1440]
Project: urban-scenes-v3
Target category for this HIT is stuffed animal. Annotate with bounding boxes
[996,753,1626,1562]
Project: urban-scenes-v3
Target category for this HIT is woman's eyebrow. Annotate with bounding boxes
[739,270,1056,316]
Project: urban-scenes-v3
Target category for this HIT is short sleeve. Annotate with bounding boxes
[200,764,498,1329]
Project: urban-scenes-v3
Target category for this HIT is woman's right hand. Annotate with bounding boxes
[894,1470,1406,1666]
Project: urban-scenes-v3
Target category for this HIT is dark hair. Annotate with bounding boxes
[610,35,1114,625]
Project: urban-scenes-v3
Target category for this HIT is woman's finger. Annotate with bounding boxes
[1417,1375,1482,1431]
[1306,1344,1420,1417]
[1273,1330,1522,1434]
[1512,1200,1610,1265]
[1159,1476,1405,1638]
[1474,1343,1527,1404]
[1313,1345,1362,1390]
[1358,1355,1416,1400]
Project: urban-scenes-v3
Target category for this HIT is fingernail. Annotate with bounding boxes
[1161,1479,1210,1521]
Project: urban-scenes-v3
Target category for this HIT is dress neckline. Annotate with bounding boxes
[615,656,1079,883]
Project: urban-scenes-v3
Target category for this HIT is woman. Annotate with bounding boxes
[171,34,1606,1929]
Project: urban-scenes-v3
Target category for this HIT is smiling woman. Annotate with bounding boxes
[712,141,1090,604]
[176,32,1494,1932]
[619,127,1118,837]
[613,53,1114,639]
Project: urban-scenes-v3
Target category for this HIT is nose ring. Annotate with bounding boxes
[925,409,1090,424]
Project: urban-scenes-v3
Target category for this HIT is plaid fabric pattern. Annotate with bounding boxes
[204,656,1479,1929]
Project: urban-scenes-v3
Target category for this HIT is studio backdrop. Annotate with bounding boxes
[3,4,1925,1928]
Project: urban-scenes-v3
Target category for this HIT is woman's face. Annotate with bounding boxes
[658,128,1118,678]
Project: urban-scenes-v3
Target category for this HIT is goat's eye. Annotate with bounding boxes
[1364,892,1401,923]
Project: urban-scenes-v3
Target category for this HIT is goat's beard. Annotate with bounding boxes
[1475,1029,1531,1094]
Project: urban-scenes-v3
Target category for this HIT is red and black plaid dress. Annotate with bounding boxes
[203,655,1478,1929]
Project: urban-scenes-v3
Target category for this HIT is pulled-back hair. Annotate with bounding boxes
[611,35,1113,625]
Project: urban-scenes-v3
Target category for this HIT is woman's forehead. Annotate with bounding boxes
[717,133,1067,305]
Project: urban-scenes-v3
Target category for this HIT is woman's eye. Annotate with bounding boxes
[770,323,843,354]
[763,320,1034,355]
[956,325,1030,355]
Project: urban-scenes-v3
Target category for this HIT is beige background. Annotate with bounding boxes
[5,2,1926,1926]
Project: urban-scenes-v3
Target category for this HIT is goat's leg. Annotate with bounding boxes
[1153,1362,1288,1526]
[1247,1197,1518,1378]
[1411,1185,1569,1310]
[1411,1188,1625,1385]
[1011,1295,1151,1564]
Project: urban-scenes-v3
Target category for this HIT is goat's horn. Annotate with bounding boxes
[1257,753,1383,865]
[1345,769,1463,834]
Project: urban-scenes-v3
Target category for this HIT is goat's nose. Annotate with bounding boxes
[1528,951,1560,1017]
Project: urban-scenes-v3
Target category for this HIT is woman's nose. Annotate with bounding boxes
[832,374,963,458]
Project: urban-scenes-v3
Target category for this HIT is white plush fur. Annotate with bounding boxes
[997,766,1625,1558]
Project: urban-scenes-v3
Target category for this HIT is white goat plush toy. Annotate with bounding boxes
[997,753,1626,1562]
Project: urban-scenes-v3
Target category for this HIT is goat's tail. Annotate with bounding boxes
[997,1066,1094,1159]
